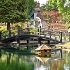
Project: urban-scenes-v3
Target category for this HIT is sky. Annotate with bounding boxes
[34,0,48,6]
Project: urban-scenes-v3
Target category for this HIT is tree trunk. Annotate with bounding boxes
[7,22,11,37]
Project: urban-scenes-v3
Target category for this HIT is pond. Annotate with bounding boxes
[0,46,70,70]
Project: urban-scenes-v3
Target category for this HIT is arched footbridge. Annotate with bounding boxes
[0,27,69,44]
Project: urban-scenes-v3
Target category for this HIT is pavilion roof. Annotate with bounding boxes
[35,44,51,51]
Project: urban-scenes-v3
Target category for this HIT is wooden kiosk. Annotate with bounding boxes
[35,44,51,57]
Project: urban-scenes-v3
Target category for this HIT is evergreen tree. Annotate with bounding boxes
[0,0,35,37]
[28,0,35,15]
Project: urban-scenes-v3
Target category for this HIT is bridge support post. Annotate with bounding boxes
[47,40,50,44]
[18,26,20,35]
[27,39,30,50]
[38,26,41,35]
[60,32,62,43]
[38,37,41,45]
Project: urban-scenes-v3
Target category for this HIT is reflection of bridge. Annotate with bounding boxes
[0,27,70,44]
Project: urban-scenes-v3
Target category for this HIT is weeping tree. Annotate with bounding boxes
[0,0,35,37]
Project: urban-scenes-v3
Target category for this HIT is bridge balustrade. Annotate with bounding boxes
[0,27,70,43]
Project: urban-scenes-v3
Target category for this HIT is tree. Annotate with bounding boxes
[41,0,58,11]
[41,0,70,24]
[0,0,35,37]
[28,0,35,15]
[48,0,70,23]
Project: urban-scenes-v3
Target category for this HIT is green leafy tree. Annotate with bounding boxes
[48,0,70,23]
[41,0,70,24]
[0,0,35,37]
[28,0,35,15]
[41,0,58,11]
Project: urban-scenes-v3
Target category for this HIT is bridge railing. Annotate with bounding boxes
[0,27,70,43]
[0,27,46,40]
[0,30,17,40]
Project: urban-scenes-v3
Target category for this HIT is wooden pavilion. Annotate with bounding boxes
[35,44,51,57]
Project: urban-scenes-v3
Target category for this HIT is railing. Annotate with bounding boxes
[0,27,70,43]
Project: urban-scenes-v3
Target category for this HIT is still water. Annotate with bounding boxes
[0,48,70,70]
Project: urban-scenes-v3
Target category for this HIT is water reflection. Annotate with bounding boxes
[0,49,70,70]
[63,52,70,70]
[34,57,50,70]
[0,49,34,70]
